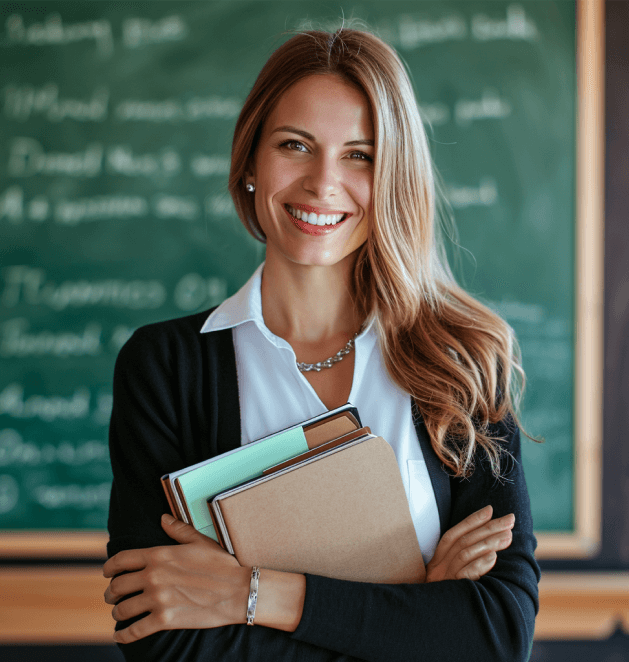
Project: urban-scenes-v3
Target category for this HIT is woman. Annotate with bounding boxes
[104,29,539,661]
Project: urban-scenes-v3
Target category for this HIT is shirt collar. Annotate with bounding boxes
[200,261,265,334]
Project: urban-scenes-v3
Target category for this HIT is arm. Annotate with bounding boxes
[289,418,540,662]
[107,327,362,662]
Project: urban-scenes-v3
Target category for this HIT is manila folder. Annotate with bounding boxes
[216,436,425,584]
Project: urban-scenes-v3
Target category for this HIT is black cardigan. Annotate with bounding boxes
[107,309,540,662]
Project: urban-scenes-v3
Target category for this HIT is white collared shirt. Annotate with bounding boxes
[201,263,440,562]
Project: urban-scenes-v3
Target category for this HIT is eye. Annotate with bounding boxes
[279,139,309,153]
[348,151,373,163]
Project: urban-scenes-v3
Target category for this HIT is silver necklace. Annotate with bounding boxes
[296,327,362,373]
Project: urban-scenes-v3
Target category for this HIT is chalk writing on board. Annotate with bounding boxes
[0,385,90,422]
[3,84,109,123]
[0,429,108,467]
[0,475,19,515]
[398,13,467,50]
[490,300,545,324]
[174,274,228,311]
[455,89,512,126]
[419,102,450,127]
[109,325,135,353]
[0,319,102,357]
[34,482,110,509]
[190,155,230,178]
[0,187,148,224]
[2,267,166,310]
[55,195,149,225]
[8,138,103,177]
[107,145,182,177]
[0,387,112,435]
[396,4,538,50]
[446,177,498,209]
[3,13,114,56]
[115,96,241,122]
[205,194,236,218]
[94,393,113,425]
[154,195,199,221]
[470,5,538,42]
[122,15,188,49]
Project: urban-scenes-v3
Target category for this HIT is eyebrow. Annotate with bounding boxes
[271,125,374,147]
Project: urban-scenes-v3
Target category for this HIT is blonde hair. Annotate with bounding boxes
[229,29,530,478]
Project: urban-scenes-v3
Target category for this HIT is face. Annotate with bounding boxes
[248,74,374,268]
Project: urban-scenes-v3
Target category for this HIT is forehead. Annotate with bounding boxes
[263,74,373,139]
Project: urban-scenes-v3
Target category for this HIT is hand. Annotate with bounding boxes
[103,514,250,644]
[425,505,515,583]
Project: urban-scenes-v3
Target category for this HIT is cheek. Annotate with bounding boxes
[257,156,301,195]
[351,171,373,213]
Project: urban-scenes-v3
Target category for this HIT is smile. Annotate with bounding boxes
[285,204,349,227]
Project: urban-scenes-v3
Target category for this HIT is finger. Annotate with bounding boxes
[455,551,498,581]
[450,529,512,576]
[161,514,203,544]
[112,592,153,622]
[103,549,148,578]
[113,612,166,644]
[431,506,493,564]
[105,570,146,605]
[449,513,515,556]
[437,512,514,568]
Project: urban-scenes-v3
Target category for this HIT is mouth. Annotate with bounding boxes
[283,204,351,236]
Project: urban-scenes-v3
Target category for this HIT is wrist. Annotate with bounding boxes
[253,568,306,632]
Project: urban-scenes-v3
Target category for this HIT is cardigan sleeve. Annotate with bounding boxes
[107,327,363,662]
[290,417,540,662]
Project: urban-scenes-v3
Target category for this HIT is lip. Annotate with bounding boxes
[282,205,352,236]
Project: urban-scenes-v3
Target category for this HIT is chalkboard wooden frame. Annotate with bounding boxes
[0,0,603,561]
[0,531,107,557]
[534,0,604,559]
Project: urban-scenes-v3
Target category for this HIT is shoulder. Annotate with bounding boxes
[114,307,232,382]
[125,308,215,348]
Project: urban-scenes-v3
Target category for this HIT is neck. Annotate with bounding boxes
[261,250,363,344]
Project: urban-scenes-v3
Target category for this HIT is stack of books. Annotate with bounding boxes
[162,404,425,583]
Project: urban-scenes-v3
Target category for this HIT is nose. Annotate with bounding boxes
[301,154,340,200]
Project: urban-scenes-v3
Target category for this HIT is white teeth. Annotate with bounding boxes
[287,205,345,226]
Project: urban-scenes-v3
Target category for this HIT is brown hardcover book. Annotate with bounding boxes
[209,433,425,584]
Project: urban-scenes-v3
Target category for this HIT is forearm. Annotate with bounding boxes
[292,567,537,662]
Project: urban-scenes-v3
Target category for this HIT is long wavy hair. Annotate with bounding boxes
[229,28,530,478]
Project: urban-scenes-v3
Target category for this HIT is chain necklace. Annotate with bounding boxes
[296,326,363,373]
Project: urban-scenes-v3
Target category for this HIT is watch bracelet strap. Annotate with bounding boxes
[246,566,260,626]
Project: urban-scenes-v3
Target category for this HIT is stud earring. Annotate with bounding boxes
[246,183,255,193]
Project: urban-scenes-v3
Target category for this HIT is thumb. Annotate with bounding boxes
[161,514,201,544]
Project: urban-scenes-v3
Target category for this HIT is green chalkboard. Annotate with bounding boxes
[0,2,576,539]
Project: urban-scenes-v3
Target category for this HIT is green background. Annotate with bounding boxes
[0,1,575,533]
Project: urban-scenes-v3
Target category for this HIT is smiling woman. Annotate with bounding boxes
[105,28,539,662]
[247,74,372,267]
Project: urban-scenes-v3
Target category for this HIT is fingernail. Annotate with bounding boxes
[503,514,515,527]
[162,514,175,525]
